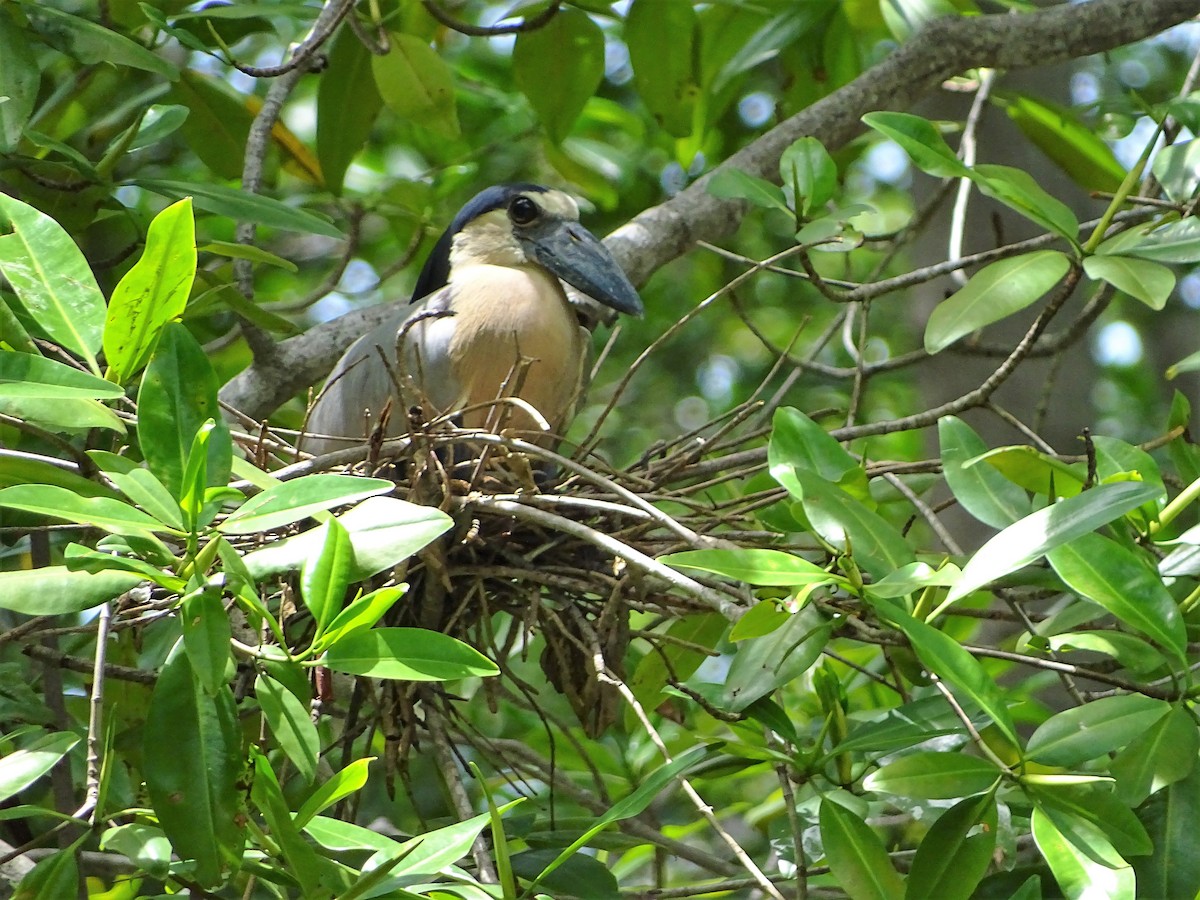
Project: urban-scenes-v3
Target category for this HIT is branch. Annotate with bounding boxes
[219,0,1199,419]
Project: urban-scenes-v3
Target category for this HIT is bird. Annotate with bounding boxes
[304,183,643,457]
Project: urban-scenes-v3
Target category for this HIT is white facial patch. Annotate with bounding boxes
[534,190,580,221]
[450,209,528,269]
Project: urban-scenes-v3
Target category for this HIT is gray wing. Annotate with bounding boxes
[303,288,460,455]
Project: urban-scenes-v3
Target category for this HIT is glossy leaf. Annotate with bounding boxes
[1046,631,1164,676]
[143,650,245,887]
[0,353,124,401]
[13,843,80,900]
[314,585,407,654]
[0,11,37,153]
[0,732,79,804]
[1083,254,1175,310]
[925,251,1072,354]
[0,193,105,371]
[862,111,968,179]
[1026,695,1170,766]
[972,164,1079,243]
[1111,706,1199,806]
[295,757,373,828]
[138,322,231,501]
[1133,762,1200,898]
[1029,783,1152,858]
[705,167,790,213]
[250,750,335,891]
[946,481,1161,603]
[782,137,837,216]
[103,197,197,384]
[1046,532,1186,661]
[181,589,232,696]
[514,9,604,143]
[873,598,1020,749]
[88,451,184,531]
[169,71,251,180]
[255,675,319,785]
[318,27,383,195]
[721,604,829,711]
[1113,217,1200,265]
[373,32,459,140]
[626,0,696,138]
[864,752,1001,800]
[972,445,1085,499]
[0,484,172,537]
[1031,807,1134,900]
[661,548,839,586]
[218,474,393,535]
[0,565,144,615]
[1151,137,1200,204]
[99,823,172,879]
[770,407,859,484]
[1002,92,1124,193]
[301,518,353,631]
[135,178,342,239]
[322,627,499,680]
[0,454,117,499]
[938,416,1030,528]
[819,796,905,900]
[242,495,452,580]
[26,5,178,79]
[905,792,997,900]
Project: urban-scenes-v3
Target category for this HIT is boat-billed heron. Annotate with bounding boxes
[304,184,642,456]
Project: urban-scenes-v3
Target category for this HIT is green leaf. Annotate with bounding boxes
[862,111,969,179]
[0,11,39,153]
[249,750,336,892]
[198,241,297,272]
[532,745,714,889]
[218,474,393,535]
[13,843,81,900]
[255,675,319,785]
[925,251,1072,354]
[25,5,178,79]
[905,792,997,900]
[728,600,790,640]
[628,613,726,718]
[103,197,197,384]
[819,795,906,900]
[661,548,841,586]
[0,732,79,804]
[302,518,353,632]
[317,27,383,195]
[99,823,172,880]
[872,598,1020,750]
[1111,217,1200,265]
[63,543,183,591]
[1001,92,1125,193]
[770,407,859,483]
[783,468,915,580]
[1025,695,1170,767]
[168,71,250,181]
[372,32,460,140]
[864,752,1001,800]
[88,451,184,531]
[721,604,829,712]
[626,0,697,138]
[1111,706,1199,806]
[938,417,1030,528]
[0,454,117,499]
[513,9,604,144]
[0,565,144,615]
[0,395,124,434]
[138,322,231,501]
[880,0,958,42]
[1031,807,1134,900]
[143,650,245,887]
[706,168,790,213]
[181,589,232,696]
[0,353,124,401]
[1046,532,1185,661]
[782,136,838,217]
[322,627,499,681]
[972,164,1079,243]
[295,757,373,828]
[1046,631,1164,676]
[1084,253,1176,310]
[242,495,452,580]
[314,586,407,653]
[1133,761,1200,898]
[0,484,173,537]
[973,445,1086,499]
[0,194,105,371]
[134,178,343,239]
[1151,137,1200,204]
[946,481,1161,603]
[1029,783,1152,858]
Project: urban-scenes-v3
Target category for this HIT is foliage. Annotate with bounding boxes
[1,1,1200,899]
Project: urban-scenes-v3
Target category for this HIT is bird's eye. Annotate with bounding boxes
[508,196,540,226]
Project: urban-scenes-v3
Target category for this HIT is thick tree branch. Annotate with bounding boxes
[220,0,1199,420]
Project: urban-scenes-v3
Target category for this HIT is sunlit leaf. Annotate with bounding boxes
[863,752,1001,799]
[661,548,841,586]
[218,474,393,535]
[322,627,499,680]
[1026,695,1170,766]
[0,732,79,804]
[938,417,1030,528]
[373,32,459,140]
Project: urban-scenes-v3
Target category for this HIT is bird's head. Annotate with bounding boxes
[411,184,644,319]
